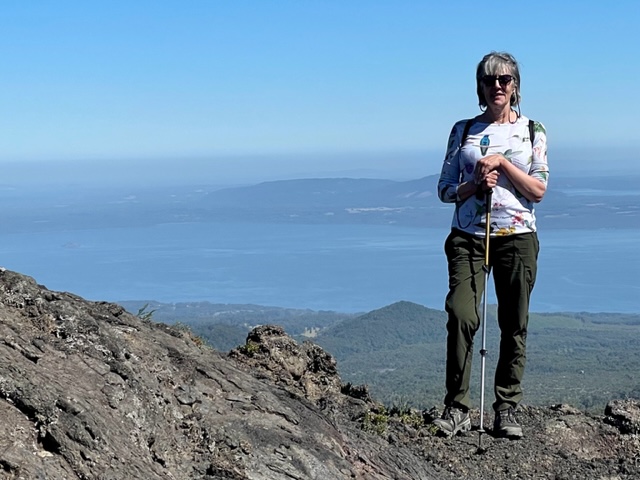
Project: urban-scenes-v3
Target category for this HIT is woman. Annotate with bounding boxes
[432,52,549,439]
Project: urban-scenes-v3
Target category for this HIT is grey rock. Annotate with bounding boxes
[605,398,640,434]
[1,269,640,480]
[0,270,435,479]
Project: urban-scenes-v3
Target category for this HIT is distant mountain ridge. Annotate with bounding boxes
[4,173,638,234]
[200,175,447,227]
[200,174,639,229]
[203,176,437,208]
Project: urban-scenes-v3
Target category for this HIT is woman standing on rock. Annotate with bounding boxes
[432,51,549,439]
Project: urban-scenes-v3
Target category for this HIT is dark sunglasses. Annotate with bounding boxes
[480,74,514,87]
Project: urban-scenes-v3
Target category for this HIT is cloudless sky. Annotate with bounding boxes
[2,1,639,177]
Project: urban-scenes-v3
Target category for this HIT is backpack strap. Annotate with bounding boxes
[460,119,474,147]
[463,118,535,146]
[528,119,535,144]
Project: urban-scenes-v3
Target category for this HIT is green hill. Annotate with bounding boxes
[311,301,446,357]
[121,300,640,412]
[311,303,640,412]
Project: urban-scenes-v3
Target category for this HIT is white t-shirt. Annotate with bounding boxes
[437,115,549,236]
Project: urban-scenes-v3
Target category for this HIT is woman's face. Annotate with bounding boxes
[480,68,515,110]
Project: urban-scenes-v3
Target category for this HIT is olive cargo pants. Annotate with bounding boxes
[443,228,539,412]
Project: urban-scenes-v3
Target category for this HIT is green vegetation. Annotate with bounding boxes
[361,401,426,436]
[120,300,640,413]
[387,401,424,430]
[173,321,207,347]
[362,408,389,436]
[312,305,640,412]
[135,303,156,322]
[237,340,260,357]
[180,323,250,352]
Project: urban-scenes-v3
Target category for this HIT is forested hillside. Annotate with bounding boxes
[122,300,640,412]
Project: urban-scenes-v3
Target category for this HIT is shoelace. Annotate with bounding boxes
[444,407,459,419]
[500,408,517,423]
[443,407,464,421]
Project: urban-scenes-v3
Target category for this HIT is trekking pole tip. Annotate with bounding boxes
[476,431,487,454]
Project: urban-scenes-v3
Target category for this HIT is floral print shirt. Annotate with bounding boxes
[437,115,549,236]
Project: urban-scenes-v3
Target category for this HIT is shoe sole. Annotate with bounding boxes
[494,428,523,439]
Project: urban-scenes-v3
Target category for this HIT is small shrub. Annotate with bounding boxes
[238,341,260,357]
[362,406,389,436]
[136,304,156,322]
[387,399,426,429]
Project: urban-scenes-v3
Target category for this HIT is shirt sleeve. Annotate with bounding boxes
[437,121,465,203]
[530,121,549,185]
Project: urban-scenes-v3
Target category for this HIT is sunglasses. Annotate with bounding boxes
[480,74,514,87]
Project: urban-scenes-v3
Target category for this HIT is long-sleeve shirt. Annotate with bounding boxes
[437,115,549,236]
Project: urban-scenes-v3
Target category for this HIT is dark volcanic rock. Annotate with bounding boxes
[229,324,343,401]
[0,270,435,479]
[605,398,640,434]
[0,269,639,479]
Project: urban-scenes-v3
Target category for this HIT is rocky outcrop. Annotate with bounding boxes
[0,268,639,479]
[0,270,435,479]
[605,398,640,435]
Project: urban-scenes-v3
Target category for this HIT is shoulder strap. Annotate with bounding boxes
[463,118,535,145]
[460,120,474,147]
[529,119,535,144]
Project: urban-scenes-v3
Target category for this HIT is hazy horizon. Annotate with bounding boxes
[1,160,638,315]
[3,145,638,189]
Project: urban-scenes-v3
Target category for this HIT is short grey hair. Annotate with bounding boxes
[475,51,521,108]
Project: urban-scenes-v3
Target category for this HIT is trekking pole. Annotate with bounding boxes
[477,189,492,453]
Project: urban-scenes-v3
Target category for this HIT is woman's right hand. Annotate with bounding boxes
[476,169,500,191]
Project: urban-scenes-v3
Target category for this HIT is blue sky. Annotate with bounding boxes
[2,1,639,179]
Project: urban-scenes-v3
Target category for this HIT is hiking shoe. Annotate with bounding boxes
[432,406,471,437]
[493,407,523,439]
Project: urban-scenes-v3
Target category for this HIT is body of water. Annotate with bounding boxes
[1,222,638,314]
